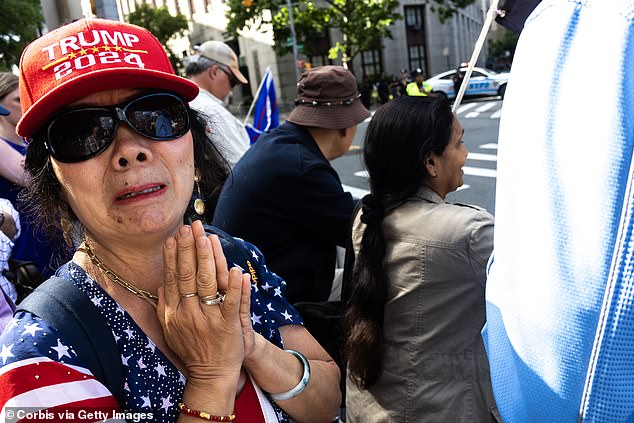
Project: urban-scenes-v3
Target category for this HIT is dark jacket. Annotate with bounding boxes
[213,122,354,303]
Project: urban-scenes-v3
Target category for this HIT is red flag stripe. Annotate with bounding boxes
[0,359,96,405]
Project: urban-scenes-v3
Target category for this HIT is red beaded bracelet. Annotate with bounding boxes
[177,402,236,422]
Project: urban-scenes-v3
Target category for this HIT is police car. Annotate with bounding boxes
[427,67,510,100]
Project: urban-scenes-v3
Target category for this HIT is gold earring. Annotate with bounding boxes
[194,171,205,216]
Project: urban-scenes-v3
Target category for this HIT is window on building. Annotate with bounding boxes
[361,49,382,78]
[404,5,428,75]
[305,34,333,68]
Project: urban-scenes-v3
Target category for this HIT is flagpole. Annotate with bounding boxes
[452,0,500,113]
[243,66,270,126]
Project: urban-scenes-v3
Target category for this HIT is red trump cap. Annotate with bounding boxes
[17,18,199,138]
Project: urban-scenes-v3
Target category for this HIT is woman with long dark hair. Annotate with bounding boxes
[343,96,498,421]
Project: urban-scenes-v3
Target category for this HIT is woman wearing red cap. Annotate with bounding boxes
[0,19,340,423]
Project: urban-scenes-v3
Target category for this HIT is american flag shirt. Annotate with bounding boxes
[0,239,303,422]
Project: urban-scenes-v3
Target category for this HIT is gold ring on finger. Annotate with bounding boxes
[200,292,224,306]
[180,292,198,298]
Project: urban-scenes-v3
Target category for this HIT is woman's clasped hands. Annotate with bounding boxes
[157,220,255,390]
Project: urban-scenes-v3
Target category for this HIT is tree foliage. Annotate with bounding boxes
[226,0,402,68]
[488,28,520,59]
[126,3,188,71]
[225,0,477,69]
[430,0,478,23]
[0,0,43,71]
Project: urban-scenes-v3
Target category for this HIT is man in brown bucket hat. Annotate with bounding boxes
[213,65,370,304]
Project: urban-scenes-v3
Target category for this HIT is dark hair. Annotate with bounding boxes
[0,72,19,99]
[21,106,229,262]
[183,55,215,77]
[343,96,454,389]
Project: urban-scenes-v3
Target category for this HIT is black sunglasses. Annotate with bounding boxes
[217,65,239,88]
[44,92,190,163]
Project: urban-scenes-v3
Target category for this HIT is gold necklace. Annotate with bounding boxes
[84,242,159,308]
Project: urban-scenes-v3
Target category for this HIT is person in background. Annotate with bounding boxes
[406,68,433,97]
[452,66,465,97]
[184,41,250,168]
[214,66,370,304]
[0,104,19,327]
[0,73,27,187]
[0,103,20,305]
[343,96,498,422]
[0,73,54,278]
[376,74,390,105]
[0,18,340,423]
[359,75,373,109]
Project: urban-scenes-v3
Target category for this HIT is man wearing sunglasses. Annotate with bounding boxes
[184,40,250,167]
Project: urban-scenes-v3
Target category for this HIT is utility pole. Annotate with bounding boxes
[286,0,300,81]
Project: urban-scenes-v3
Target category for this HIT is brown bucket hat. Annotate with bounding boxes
[287,65,370,130]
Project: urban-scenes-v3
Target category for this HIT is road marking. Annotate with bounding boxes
[467,153,497,162]
[457,103,478,114]
[480,143,498,149]
[343,184,370,199]
[463,166,497,178]
[475,102,497,112]
[490,108,502,119]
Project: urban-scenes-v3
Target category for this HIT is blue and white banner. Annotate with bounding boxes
[484,0,634,421]
[246,68,279,144]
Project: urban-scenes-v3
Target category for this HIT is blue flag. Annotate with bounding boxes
[246,69,279,144]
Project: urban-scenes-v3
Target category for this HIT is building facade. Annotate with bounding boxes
[40,0,490,110]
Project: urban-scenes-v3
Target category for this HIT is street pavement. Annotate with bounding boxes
[331,97,502,214]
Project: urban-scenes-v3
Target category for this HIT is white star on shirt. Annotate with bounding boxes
[274,287,282,297]
[160,395,173,411]
[5,318,19,332]
[124,382,130,392]
[22,323,43,337]
[251,249,258,260]
[137,357,146,369]
[123,327,135,340]
[140,396,152,408]
[251,313,262,325]
[261,281,272,291]
[281,310,293,321]
[121,354,131,366]
[178,373,186,385]
[0,343,14,365]
[116,304,125,314]
[91,296,103,307]
[267,303,274,311]
[156,363,167,378]
[51,339,71,360]
[146,340,156,353]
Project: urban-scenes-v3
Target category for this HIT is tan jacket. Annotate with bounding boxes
[346,186,499,422]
